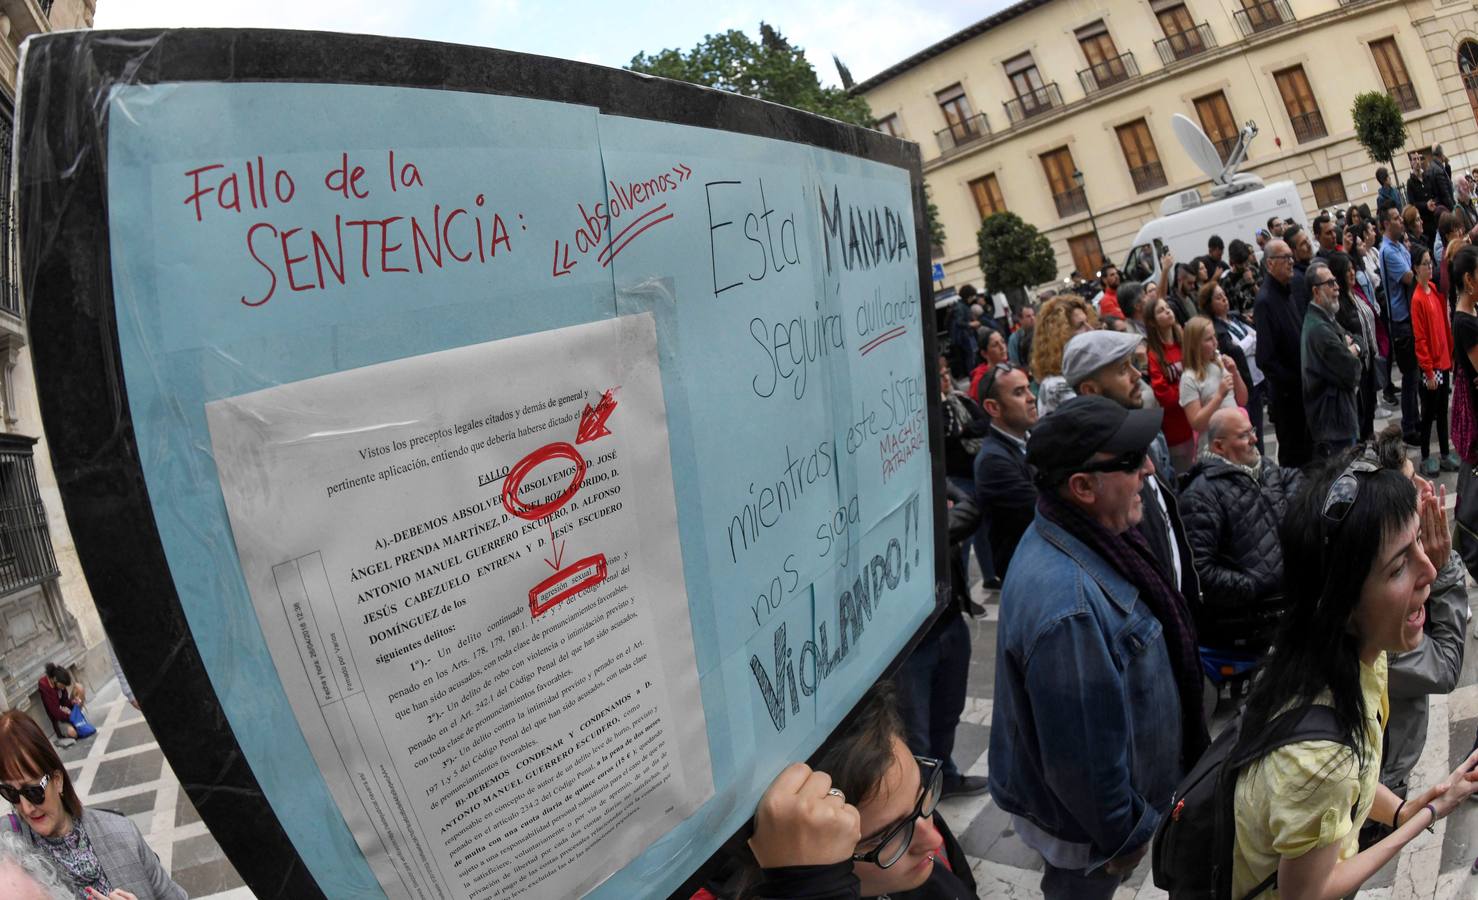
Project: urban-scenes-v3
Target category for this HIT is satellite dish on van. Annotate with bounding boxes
[1172,113,1225,183]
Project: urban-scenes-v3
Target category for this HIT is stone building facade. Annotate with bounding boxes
[0,0,103,712]
[856,0,1478,292]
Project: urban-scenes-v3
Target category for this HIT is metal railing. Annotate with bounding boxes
[39,0,53,15]
[0,435,59,597]
[1154,24,1217,66]
[1233,0,1295,37]
[934,113,991,154]
[1077,52,1139,95]
[1388,83,1419,112]
[1129,161,1169,193]
[1289,110,1327,143]
[1003,83,1063,125]
[1053,187,1089,218]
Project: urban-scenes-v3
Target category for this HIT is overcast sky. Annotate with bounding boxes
[91,2,1004,88]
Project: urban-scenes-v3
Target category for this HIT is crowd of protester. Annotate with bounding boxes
[725,146,1478,900]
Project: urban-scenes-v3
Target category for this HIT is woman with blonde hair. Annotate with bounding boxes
[1180,315,1247,447]
[1030,295,1098,417]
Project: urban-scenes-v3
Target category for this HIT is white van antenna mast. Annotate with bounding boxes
[1170,113,1262,198]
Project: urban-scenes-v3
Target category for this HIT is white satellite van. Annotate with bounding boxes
[1120,114,1309,286]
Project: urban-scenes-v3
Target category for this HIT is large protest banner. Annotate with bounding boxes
[15,29,945,899]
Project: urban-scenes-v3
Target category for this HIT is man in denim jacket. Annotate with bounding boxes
[988,396,1207,900]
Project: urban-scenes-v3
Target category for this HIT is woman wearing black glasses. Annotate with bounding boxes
[1227,442,1478,898]
[0,710,184,899]
[740,683,975,899]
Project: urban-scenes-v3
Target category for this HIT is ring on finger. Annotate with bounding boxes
[827,788,845,801]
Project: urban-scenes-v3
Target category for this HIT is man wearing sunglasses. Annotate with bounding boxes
[1301,260,1363,458]
[973,361,1038,578]
[990,396,1207,899]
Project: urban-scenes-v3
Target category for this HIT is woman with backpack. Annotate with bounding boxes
[1227,443,1478,897]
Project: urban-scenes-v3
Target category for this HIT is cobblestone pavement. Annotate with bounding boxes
[53,678,252,899]
[949,398,1478,899]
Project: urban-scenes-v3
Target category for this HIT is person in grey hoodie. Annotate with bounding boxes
[1375,425,1471,795]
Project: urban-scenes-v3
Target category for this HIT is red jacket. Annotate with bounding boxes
[1412,281,1453,377]
[1148,340,1193,445]
[37,676,71,725]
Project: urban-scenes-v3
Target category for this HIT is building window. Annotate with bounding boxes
[1003,53,1060,122]
[936,84,982,145]
[1460,42,1478,125]
[1154,4,1213,64]
[1312,174,1348,209]
[1076,21,1132,92]
[1370,38,1418,112]
[1194,91,1239,163]
[969,174,1006,220]
[1041,147,1087,218]
[0,100,16,321]
[1068,234,1105,280]
[876,114,902,138]
[0,435,60,597]
[1274,65,1327,143]
[1234,0,1293,36]
[1116,119,1168,193]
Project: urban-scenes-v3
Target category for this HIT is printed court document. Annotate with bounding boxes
[206,313,712,899]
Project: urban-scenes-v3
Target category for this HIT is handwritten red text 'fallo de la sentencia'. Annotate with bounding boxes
[181,151,523,308]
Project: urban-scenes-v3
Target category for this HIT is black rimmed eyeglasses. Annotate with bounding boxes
[851,756,943,869]
[1321,448,1382,523]
[0,773,49,806]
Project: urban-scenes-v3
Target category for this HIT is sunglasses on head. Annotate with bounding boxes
[1321,448,1382,523]
[978,362,1019,405]
[0,773,49,806]
[1076,448,1147,475]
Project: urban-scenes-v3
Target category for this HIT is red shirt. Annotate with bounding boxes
[1148,340,1193,445]
[1099,287,1123,319]
[1412,280,1453,376]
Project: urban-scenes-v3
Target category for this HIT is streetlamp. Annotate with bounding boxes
[1072,168,1104,279]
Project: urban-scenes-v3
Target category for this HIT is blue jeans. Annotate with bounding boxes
[897,613,970,779]
[1041,862,1124,900]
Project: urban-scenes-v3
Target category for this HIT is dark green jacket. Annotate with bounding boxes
[1300,301,1361,443]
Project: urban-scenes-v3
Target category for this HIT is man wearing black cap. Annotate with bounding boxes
[989,396,1207,899]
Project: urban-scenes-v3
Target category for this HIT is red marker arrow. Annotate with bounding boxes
[544,519,566,571]
[576,389,618,445]
[552,239,577,277]
[672,162,692,182]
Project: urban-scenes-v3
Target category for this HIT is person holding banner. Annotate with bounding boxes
[742,684,977,900]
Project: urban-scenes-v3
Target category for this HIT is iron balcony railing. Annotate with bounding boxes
[1388,83,1419,112]
[1233,0,1295,38]
[0,435,60,597]
[935,113,991,154]
[1129,161,1169,193]
[1154,24,1217,66]
[1078,52,1139,95]
[1289,110,1327,143]
[1053,187,1089,218]
[1003,83,1063,125]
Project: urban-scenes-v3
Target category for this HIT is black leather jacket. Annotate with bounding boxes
[1178,455,1304,652]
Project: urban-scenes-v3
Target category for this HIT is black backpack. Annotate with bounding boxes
[1151,703,1356,899]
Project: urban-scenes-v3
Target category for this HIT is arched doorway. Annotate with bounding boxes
[1460,41,1478,122]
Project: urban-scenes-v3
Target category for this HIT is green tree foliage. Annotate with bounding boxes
[1352,91,1408,174]
[923,183,946,254]
[628,23,875,127]
[978,212,1056,295]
